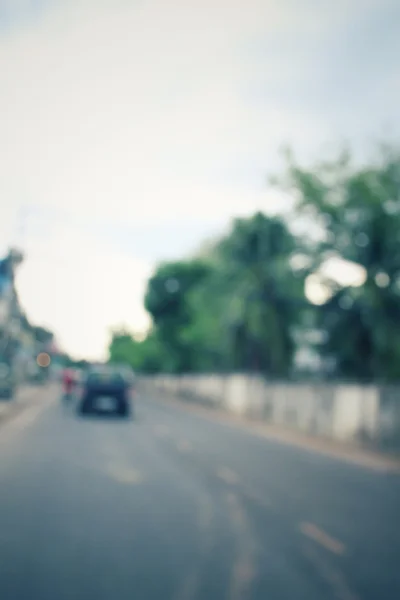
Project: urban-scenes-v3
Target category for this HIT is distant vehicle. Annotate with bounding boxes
[77,364,134,417]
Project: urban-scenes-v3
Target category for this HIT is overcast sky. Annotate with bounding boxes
[1,0,399,359]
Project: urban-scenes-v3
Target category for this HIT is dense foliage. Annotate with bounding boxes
[109,144,400,382]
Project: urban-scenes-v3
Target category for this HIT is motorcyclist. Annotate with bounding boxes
[62,368,76,398]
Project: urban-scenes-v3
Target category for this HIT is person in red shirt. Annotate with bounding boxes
[62,368,76,397]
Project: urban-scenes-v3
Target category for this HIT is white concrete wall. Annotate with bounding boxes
[140,374,399,448]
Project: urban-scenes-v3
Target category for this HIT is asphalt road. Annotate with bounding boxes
[0,388,399,600]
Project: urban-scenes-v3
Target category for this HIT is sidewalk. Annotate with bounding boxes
[0,384,50,427]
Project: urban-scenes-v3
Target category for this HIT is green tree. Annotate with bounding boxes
[140,213,306,377]
[128,214,307,377]
[109,143,400,383]
[144,260,212,372]
[108,328,172,374]
[108,331,137,367]
[278,144,400,381]
[214,212,306,376]
[32,326,54,345]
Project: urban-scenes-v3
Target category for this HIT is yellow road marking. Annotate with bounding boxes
[106,464,143,485]
[173,571,199,600]
[176,439,192,453]
[300,522,345,556]
[303,546,358,600]
[226,493,257,600]
[173,491,215,600]
[217,466,239,485]
[154,424,170,437]
[243,488,272,510]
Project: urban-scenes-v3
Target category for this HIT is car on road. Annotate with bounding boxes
[77,364,134,417]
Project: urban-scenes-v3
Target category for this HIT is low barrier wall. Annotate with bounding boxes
[140,375,400,449]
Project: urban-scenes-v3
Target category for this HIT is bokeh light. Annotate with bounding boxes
[37,352,51,368]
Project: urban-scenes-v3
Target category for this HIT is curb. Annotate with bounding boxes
[145,386,400,475]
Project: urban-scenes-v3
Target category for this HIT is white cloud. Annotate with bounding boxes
[1,0,398,357]
[0,0,333,226]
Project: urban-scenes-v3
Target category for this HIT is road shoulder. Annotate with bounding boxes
[0,384,54,428]
[142,387,400,474]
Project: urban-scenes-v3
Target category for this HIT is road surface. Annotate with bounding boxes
[0,387,399,600]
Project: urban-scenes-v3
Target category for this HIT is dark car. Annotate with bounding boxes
[78,365,134,417]
[0,363,16,399]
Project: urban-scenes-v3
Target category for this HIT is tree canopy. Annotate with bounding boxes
[108,143,400,383]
